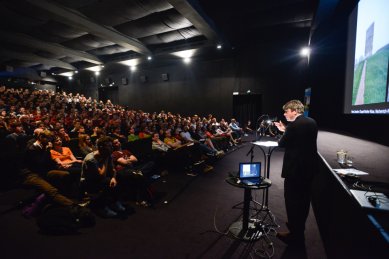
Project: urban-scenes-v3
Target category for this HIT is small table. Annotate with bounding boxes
[226,176,272,241]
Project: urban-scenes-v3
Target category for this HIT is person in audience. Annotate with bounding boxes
[26,127,44,149]
[19,114,34,136]
[57,127,70,142]
[110,127,127,144]
[112,138,154,207]
[229,118,244,140]
[69,121,82,138]
[152,132,171,152]
[173,127,184,142]
[50,136,82,175]
[190,125,223,156]
[164,129,184,149]
[244,120,254,134]
[127,127,140,142]
[81,136,125,218]
[138,125,152,139]
[5,121,28,151]
[210,124,237,146]
[274,100,318,248]
[0,116,9,138]
[180,125,220,157]
[23,130,75,207]
[152,132,174,174]
[163,129,198,173]
[78,134,96,157]
[203,125,223,150]
[90,126,105,144]
[77,125,87,138]
[83,119,94,135]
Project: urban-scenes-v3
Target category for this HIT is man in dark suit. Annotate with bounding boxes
[274,100,318,247]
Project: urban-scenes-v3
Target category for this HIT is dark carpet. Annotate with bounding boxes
[0,135,326,259]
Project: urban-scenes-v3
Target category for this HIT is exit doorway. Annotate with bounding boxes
[232,93,262,130]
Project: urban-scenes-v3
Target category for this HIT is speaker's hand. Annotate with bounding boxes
[274,121,286,132]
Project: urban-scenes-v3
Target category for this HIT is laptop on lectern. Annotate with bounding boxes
[239,162,262,186]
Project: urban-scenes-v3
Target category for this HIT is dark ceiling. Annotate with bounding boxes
[0,0,320,78]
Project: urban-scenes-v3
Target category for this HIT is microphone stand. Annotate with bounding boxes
[246,144,255,163]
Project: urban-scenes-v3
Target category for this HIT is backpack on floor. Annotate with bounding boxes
[36,204,95,235]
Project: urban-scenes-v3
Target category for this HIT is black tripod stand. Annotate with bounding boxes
[228,143,278,242]
[231,144,264,212]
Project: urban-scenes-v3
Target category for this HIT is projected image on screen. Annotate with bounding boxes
[345,0,389,114]
[353,0,389,105]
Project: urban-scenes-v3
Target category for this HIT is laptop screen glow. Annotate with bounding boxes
[239,162,261,179]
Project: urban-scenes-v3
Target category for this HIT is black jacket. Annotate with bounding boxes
[24,143,56,176]
[278,115,318,180]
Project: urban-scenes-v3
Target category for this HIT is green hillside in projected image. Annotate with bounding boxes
[353,44,389,105]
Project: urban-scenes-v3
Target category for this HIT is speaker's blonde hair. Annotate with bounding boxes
[283,100,304,114]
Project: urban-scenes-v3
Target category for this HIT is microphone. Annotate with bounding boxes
[265,117,278,125]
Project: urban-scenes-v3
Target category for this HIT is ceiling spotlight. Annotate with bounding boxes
[130,65,137,71]
[300,47,310,57]
[75,70,79,74]
[147,56,152,60]
[247,90,251,94]
[95,71,100,76]
[183,57,191,63]
[217,44,222,49]
[68,76,72,80]
[172,49,196,59]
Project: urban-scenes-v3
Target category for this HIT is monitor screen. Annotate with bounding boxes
[239,162,261,179]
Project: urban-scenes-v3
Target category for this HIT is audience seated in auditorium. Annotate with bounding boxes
[0,85,246,188]
[190,125,224,157]
[180,125,221,157]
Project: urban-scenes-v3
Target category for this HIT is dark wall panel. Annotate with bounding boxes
[111,58,237,119]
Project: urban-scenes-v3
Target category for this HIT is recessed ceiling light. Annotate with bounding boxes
[183,57,191,63]
[300,47,310,57]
